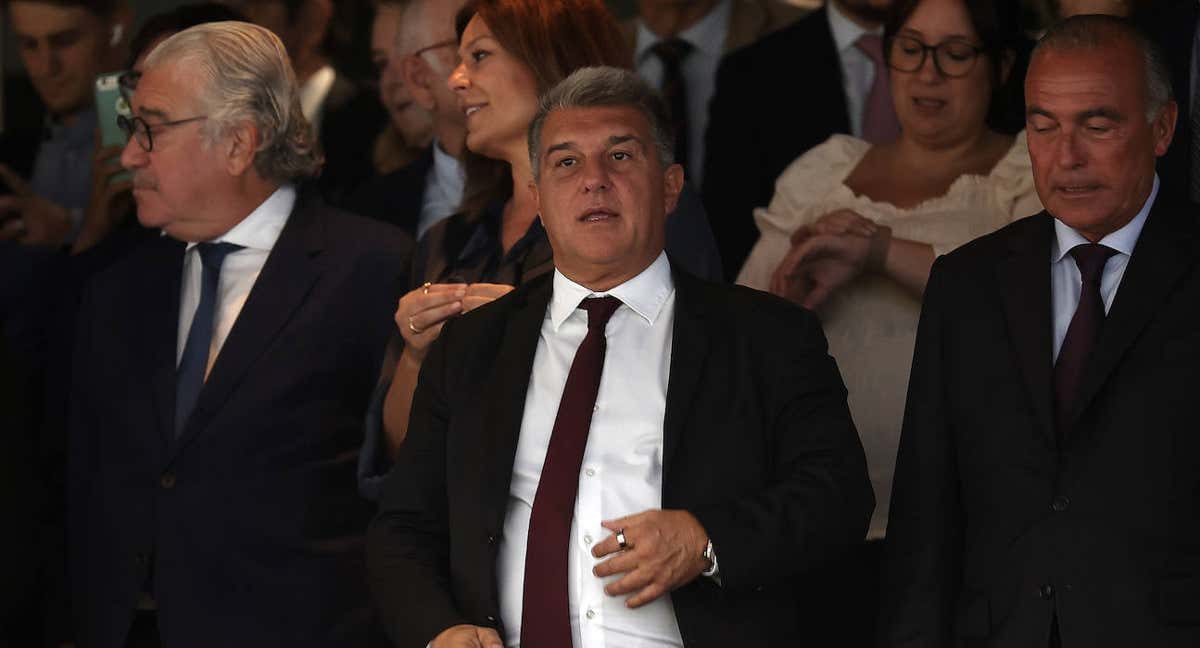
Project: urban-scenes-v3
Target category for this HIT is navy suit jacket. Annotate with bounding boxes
[67,188,411,648]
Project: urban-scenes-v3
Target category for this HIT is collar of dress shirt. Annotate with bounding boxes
[634,0,732,64]
[43,106,97,146]
[430,138,466,194]
[184,183,296,253]
[1051,174,1158,263]
[827,0,883,54]
[548,251,674,330]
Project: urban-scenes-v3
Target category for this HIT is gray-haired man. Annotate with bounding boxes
[68,21,411,647]
[367,66,872,648]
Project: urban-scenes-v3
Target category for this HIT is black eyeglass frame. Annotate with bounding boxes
[117,114,208,152]
[885,35,986,79]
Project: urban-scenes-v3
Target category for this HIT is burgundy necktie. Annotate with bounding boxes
[1054,243,1117,437]
[521,296,622,648]
[650,38,694,170]
[855,34,901,144]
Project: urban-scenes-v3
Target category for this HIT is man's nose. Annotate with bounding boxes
[582,160,611,193]
[120,137,147,171]
[1055,130,1086,169]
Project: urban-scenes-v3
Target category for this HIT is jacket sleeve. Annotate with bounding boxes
[366,319,469,646]
[877,256,963,647]
[690,302,875,591]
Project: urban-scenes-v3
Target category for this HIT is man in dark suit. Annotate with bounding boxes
[367,66,872,648]
[881,16,1199,647]
[67,22,410,647]
[701,0,892,280]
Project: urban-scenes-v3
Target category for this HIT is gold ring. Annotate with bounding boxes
[408,317,425,334]
[422,281,432,295]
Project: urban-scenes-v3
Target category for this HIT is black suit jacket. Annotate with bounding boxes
[702,8,850,280]
[880,197,1200,647]
[367,262,873,647]
[67,189,412,648]
[341,146,433,238]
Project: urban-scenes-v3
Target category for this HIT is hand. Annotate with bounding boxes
[74,137,133,254]
[591,509,710,608]
[395,283,466,363]
[770,233,871,310]
[462,282,514,313]
[0,163,73,247]
[806,208,878,239]
[430,624,503,648]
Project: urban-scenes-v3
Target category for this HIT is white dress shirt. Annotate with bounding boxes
[1051,176,1157,360]
[498,252,684,648]
[176,184,295,375]
[418,139,466,240]
[298,64,337,135]
[635,0,732,185]
[827,2,884,139]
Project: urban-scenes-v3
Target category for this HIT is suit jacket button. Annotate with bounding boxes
[486,615,497,624]
[1039,584,1055,600]
[135,553,149,567]
[1050,495,1070,512]
[487,534,498,545]
[161,472,176,489]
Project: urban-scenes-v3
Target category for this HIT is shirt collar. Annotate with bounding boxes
[1052,174,1158,263]
[635,0,732,63]
[44,106,97,144]
[827,1,882,53]
[549,251,674,330]
[430,139,465,191]
[185,183,296,253]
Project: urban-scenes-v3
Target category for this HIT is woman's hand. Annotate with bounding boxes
[770,209,877,310]
[395,283,466,363]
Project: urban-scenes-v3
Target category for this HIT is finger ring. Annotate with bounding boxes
[422,281,432,295]
[616,529,629,550]
[408,317,425,334]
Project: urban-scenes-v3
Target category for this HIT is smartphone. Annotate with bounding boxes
[94,72,133,185]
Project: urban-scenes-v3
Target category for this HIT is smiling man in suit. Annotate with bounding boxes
[880,15,1200,648]
[67,21,410,648]
[367,66,872,648]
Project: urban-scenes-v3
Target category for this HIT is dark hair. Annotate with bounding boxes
[453,0,631,219]
[2,0,118,16]
[129,3,246,64]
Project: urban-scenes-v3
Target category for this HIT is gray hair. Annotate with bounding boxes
[1033,15,1173,123]
[528,66,675,181]
[143,21,323,183]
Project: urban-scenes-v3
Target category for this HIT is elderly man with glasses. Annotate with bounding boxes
[67,20,412,648]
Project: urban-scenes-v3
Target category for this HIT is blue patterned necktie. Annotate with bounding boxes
[175,241,243,437]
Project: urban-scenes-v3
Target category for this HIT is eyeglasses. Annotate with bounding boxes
[117,114,208,152]
[886,35,984,78]
[410,38,457,60]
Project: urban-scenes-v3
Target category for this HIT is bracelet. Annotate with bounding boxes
[867,225,892,273]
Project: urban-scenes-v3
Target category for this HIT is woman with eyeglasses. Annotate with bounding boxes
[736,0,1040,631]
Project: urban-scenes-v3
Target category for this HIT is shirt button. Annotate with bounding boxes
[593,404,600,412]
[1050,495,1071,513]
[585,468,596,477]
[160,472,176,489]
[584,534,593,545]
[1039,584,1055,600]
[585,609,596,620]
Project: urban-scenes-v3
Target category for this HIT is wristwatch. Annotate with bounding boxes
[701,539,719,578]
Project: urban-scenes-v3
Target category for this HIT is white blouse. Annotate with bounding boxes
[738,133,1043,540]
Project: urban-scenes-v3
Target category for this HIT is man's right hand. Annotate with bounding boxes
[431,624,503,648]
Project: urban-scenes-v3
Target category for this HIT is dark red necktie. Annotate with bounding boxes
[520,296,622,648]
[1054,243,1117,437]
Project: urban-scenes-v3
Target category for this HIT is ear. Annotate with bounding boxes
[527,177,541,214]
[662,163,684,216]
[1152,99,1178,157]
[402,56,438,111]
[998,48,1016,88]
[224,121,261,177]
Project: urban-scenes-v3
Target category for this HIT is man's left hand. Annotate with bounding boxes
[591,509,710,608]
[0,163,73,247]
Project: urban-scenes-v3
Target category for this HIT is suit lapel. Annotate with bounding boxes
[995,214,1057,451]
[170,191,324,457]
[142,237,186,448]
[482,278,552,532]
[662,268,711,484]
[1070,200,1200,430]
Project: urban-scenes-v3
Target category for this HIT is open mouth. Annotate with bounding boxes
[579,208,617,223]
[463,103,485,119]
[911,97,947,112]
[1055,184,1101,197]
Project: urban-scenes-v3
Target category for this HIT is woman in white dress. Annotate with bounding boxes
[739,0,1042,546]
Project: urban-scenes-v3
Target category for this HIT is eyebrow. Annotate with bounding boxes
[137,107,171,121]
[544,134,643,157]
[1025,106,1127,122]
[896,28,977,42]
